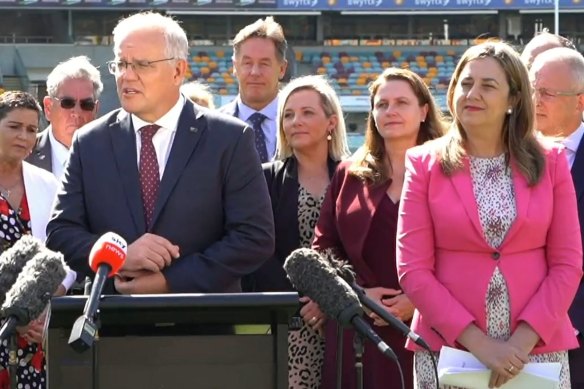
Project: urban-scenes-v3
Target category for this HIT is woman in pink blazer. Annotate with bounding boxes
[396,42,583,389]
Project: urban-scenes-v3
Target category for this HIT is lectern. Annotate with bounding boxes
[47,292,298,389]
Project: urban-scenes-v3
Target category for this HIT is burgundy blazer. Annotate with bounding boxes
[313,161,392,287]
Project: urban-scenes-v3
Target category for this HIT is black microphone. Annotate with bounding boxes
[0,248,67,341]
[283,248,397,361]
[0,236,43,307]
[326,253,431,350]
[69,232,127,353]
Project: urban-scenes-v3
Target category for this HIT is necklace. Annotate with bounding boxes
[0,182,19,199]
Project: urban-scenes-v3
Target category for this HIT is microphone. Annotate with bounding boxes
[0,248,67,341]
[284,248,397,361]
[69,232,127,353]
[327,253,430,350]
[0,236,43,307]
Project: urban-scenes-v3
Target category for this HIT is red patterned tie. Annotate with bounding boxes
[139,124,160,227]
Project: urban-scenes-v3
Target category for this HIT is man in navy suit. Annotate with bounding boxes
[46,11,274,294]
[219,17,287,163]
[530,47,584,388]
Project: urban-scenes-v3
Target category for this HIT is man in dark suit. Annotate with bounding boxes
[530,47,584,388]
[219,17,287,163]
[27,56,102,179]
[46,11,274,294]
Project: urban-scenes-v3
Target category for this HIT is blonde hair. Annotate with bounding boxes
[181,81,215,109]
[441,41,544,186]
[349,67,447,184]
[275,75,350,161]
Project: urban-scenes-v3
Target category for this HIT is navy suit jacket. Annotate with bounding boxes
[569,136,584,333]
[26,127,53,173]
[46,101,275,293]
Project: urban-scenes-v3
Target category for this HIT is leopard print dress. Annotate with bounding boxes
[414,154,571,389]
[288,186,326,389]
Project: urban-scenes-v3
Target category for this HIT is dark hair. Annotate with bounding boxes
[349,67,447,184]
[0,91,42,122]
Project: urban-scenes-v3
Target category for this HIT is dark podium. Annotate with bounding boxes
[47,292,298,389]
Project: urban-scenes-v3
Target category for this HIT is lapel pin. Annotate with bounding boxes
[190,127,198,133]
[39,155,46,160]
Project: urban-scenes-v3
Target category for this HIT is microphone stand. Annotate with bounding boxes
[352,332,364,389]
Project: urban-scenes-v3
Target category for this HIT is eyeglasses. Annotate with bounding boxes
[53,96,96,112]
[532,87,583,100]
[107,58,175,75]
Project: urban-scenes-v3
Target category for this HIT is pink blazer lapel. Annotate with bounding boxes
[449,158,484,241]
[500,161,531,247]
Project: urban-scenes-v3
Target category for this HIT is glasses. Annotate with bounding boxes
[532,87,583,100]
[53,96,96,112]
[107,58,175,75]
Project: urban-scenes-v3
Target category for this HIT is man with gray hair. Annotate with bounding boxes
[27,56,102,179]
[46,11,274,295]
[530,47,584,388]
[219,16,288,162]
[520,29,577,70]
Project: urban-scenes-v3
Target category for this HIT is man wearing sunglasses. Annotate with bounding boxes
[530,48,584,389]
[27,56,102,179]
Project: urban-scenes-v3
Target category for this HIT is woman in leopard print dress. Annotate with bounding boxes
[244,75,350,388]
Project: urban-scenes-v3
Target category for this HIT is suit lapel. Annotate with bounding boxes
[109,111,146,233]
[151,102,205,225]
[449,158,485,240]
[30,129,52,172]
[572,138,584,201]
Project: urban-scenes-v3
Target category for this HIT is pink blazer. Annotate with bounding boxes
[396,140,583,353]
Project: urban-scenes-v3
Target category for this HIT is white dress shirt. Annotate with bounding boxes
[236,96,279,160]
[563,122,584,169]
[132,95,185,178]
[48,127,71,180]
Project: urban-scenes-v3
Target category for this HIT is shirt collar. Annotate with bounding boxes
[236,95,279,122]
[132,94,185,133]
[47,126,70,165]
[562,122,584,153]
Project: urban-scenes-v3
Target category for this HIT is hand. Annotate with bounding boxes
[458,325,529,388]
[299,296,326,336]
[381,293,415,322]
[114,271,170,294]
[17,310,48,345]
[123,233,180,273]
[363,287,410,326]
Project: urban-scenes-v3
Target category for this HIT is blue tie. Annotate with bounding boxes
[248,112,269,163]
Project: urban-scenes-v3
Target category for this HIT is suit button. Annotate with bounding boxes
[492,252,501,260]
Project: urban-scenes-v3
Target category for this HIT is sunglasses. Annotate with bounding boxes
[53,96,96,112]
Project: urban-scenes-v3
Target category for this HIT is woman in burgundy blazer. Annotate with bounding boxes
[313,68,446,389]
[397,42,583,389]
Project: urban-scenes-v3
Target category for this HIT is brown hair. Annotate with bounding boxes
[232,17,287,63]
[349,67,447,184]
[0,91,42,122]
[441,41,544,186]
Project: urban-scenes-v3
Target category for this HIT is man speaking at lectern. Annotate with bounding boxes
[46,11,274,294]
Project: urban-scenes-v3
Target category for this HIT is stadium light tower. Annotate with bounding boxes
[554,0,559,34]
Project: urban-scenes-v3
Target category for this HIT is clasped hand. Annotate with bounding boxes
[363,286,415,326]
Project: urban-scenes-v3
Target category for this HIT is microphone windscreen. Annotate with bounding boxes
[0,236,43,306]
[89,232,127,276]
[284,248,362,324]
[1,248,67,325]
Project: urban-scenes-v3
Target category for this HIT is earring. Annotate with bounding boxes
[327,132,332,141]
[506,107,513,115]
